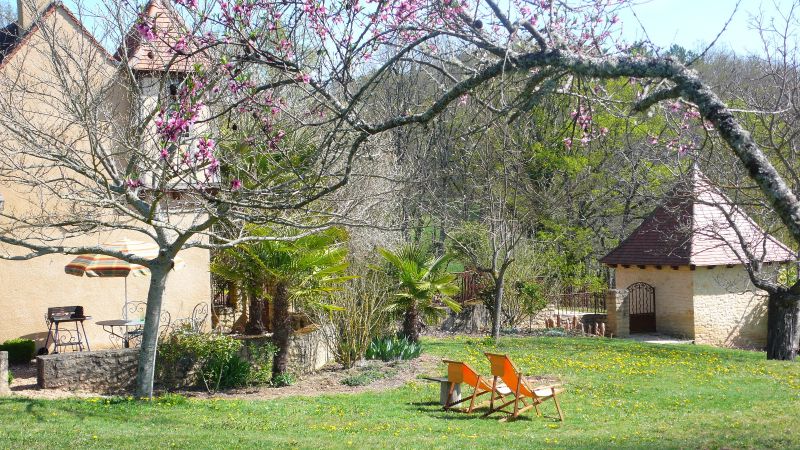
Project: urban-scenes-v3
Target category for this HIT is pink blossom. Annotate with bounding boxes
[135,21,157,42]
[563,137,572,149]
[173,37,188,54]
[230,179,242,191]
[125,178,143,189]
[174,0,198,9]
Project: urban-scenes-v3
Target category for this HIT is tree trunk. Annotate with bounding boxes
[135,263,170,399]
[271,280,292,380]
[245,288,265,335]
[402,303,420,343]
[491,276,505,340]
[766,291,800,360]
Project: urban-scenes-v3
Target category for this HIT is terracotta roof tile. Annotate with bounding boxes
[601,168,796,266]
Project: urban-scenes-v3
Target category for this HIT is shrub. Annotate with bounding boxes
[271,373,295,387]
[243,341,277,385]
[0,338,36,365]
[365,336,421,361]
[315,265,392,368]
[158,331,260,393]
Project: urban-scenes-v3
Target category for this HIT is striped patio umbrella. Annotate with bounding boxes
[65,238,184,319]
[65,239,158,277]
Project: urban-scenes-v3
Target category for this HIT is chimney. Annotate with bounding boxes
[17,0,49,30]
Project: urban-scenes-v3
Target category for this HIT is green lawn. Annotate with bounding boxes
[2,336,800,449]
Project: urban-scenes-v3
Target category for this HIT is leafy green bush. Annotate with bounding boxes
[244,341,277,385]
[0,338,36,364]
[157,331,271,393]
[365,336,422,361]
[271,373,295,387]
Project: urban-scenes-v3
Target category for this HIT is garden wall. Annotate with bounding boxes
[236,325,333,375]
[37,349,138,393]
[0,351,9,395]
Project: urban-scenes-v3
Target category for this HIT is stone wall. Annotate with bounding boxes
[288,326,334,374]
[605,289,629,338]
[440,302,490,333]
[0,351,9,395]
[616,266,695,338]
[37,349,138,393]
[692,267,767,349]
[235,325,334,375]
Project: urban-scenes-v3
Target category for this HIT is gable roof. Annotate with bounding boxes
[0,2,115,69]
[115,0,198,73]
[0,22,21,64]
[601,168,796,267]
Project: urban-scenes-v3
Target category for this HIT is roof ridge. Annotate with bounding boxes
[0,2,115,70]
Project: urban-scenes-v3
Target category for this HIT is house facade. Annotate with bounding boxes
[0,0,211,349]
[602,168,795,348]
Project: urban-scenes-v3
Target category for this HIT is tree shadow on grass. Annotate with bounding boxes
[0,397,124,424]
[0,398,60,423]
[410,399,563,423]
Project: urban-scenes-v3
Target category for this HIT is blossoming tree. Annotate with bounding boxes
[3,0,800,399]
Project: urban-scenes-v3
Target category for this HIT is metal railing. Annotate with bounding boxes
[454,270,486,303]
[550,291,606,315]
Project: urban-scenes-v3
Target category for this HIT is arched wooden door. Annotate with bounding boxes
[628,282,656,333]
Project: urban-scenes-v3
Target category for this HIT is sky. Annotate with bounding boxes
[617,0,797,55]
[14,0,800,55]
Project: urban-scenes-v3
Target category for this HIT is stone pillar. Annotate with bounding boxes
[0,351,10,395]
[606,289,630,338]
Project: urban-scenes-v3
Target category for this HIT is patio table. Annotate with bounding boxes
[96,319,145,348]
[421,376,461,405]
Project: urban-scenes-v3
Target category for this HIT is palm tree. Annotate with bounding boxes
[379,245,461,343]
[213,226,351,381]
[211,251,269,335]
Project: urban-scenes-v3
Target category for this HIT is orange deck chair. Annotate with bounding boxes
[442,360,511,413]
[483,353,565,421]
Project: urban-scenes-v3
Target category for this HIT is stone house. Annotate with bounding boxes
[0,0,212,350]
[602,169,795,348]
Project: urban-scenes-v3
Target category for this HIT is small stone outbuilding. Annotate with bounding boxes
[602,169,795,348]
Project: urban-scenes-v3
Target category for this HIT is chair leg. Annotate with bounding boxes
[467,388,478,413]
[534,402,542,417]
[510,372,522,419]
[488,377,497,411]
[483,377,498,417]
[552,393,564,422]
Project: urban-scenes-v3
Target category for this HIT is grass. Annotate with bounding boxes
[340,362,398,386]
[2,336,800,448]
